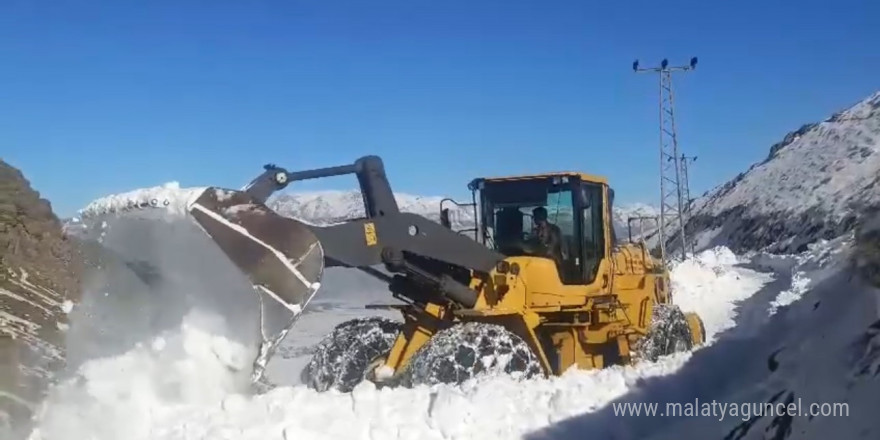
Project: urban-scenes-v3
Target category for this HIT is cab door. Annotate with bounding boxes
[577,182,607,284]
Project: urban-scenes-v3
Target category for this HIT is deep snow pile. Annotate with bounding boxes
[26,245,770,440]
[28,310,256,440]
[668,247,772,342]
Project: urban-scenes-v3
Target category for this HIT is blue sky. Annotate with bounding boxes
[2,0,878,217]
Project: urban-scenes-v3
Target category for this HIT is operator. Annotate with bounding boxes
[531,206,565,265]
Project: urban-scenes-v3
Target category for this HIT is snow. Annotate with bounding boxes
[26,246,770,440]
[669,247,774,341]
[268,189,658,242]
[765,236,851,316]
[28,310,255,440]
[59,300,73,314]
[768,271,809,315]
[76,182,207,220]
[529,232,879,440]
[685,91,880,254]
[46,140,880,440]
[66,175,660,251]
[270,190,471,227]
[694,92,880,220]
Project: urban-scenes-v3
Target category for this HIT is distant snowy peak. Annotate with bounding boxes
[269,190,657,240]
[67,184,657,244]
[269,190,475,228]
[687,90,880,253]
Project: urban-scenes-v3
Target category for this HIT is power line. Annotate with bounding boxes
[633,57,697,262]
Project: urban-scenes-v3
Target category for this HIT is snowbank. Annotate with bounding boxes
[669,247,774,340]
[27,246,770,440]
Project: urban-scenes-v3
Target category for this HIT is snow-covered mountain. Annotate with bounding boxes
[268,190,474,228]
[685,91,880,254]
[268,190,659,243]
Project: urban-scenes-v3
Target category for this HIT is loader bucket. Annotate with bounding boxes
[187,187,325,317]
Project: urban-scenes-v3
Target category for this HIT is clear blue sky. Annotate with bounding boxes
[2,0,878,217]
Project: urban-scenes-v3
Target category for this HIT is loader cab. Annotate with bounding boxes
[467,173,611,286]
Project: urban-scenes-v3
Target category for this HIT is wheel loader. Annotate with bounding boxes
[185,155,706,392]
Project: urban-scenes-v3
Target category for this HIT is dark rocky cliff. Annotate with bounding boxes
[0,160,82,437]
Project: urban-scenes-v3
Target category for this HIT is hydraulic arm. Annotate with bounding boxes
[186,155,505,311]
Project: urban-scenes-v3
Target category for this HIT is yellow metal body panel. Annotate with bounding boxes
[380,171,702,381]
[479,171,608,185]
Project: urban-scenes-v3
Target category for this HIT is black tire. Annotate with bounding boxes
[401,322,543,386]
[634,303,694,362]
[302,317,402,392]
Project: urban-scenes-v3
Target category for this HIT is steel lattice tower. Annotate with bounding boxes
[633,57,697,261]
[680,154,698,254]
[680,154,697,215]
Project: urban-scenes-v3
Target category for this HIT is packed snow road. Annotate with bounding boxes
[26,236,775,440]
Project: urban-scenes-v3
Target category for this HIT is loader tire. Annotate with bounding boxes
[634,303,695,362]
[303,316,401,392]
[401,322,542,387]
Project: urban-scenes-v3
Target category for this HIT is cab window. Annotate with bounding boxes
[479,178,581,284]
[580,183,605,283]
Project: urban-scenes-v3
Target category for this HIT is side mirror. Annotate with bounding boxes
[440,208,452,229]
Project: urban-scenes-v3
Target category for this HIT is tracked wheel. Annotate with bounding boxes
[303,317,402,392]
[401,322,543,387]
[633,303,697,362]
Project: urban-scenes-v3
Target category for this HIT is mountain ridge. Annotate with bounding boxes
[684,90,880,254]
[266,189,660,241]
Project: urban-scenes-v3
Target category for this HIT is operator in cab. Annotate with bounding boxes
[531,206,565,266]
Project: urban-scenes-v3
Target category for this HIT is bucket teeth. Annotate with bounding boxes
[187,187,325,315]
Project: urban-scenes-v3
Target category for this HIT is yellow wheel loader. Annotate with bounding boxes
[185,155,706,392]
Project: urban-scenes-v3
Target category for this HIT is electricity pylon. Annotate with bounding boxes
[680,154,697,215]
[680,154,698,255]
[633,57,697,262]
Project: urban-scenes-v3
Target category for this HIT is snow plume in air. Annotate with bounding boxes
[28,185,273,439]
[77,181,207,220]
[64,187,266,368]
[27,234,770,440]
[28,310,254,440]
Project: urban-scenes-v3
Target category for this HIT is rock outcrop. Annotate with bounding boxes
[0,160,82,437]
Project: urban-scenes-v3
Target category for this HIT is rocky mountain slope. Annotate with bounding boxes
[0,161,82,438]
[684,91,880,254]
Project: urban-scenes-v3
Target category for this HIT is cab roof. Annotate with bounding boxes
[469,171,608,189]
